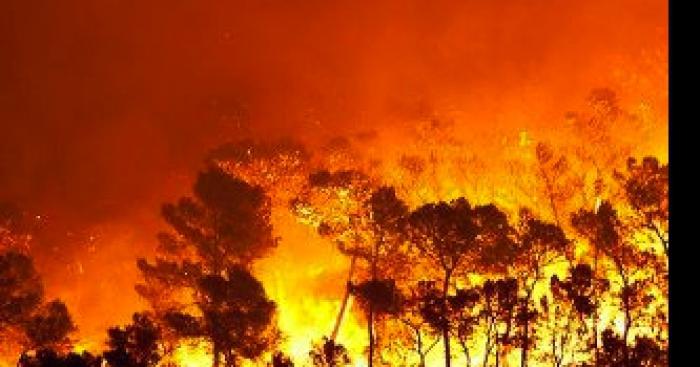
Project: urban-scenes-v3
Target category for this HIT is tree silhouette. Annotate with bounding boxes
[449,287,480,367]
[511,209,571,367]
[22,300,75,352]
[269,352,295,367]
[160,166,275,270]
[290,169,376,342]
[366,187,411,281]
[480,278,519,367]
[617,156,668,257]
[0,252,43,335]
[532,143,580,227]
[18,349,102,367]
[137,167,278,367]
[162,266,277,367]
[103,312,162,367]
[294,182,410,367]
[546,263,608,366]
[406,198,478,367]
[0,250,78,360]
[291,169,376,259]
[309,337,351,367]
[351,279,402,367]
[207,139,310,204]
[395,282,442,367]
[1,146,667,367]
[616,157,669,348]
[469,204,519,276]
[358,186,410,367]
[405,199,519,367]
[597,328,667,367]
[572,201,657,365]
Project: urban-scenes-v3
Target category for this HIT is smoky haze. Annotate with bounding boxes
[0,0,666,344]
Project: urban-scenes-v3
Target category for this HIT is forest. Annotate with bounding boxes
[0,88,668,367]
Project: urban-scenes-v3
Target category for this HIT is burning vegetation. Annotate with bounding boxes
[1,87,667,367]
[0,0,668,365]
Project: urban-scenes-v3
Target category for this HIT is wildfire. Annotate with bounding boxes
[0,2,667,366]
[2,105,667,366]
[170,340,212,367]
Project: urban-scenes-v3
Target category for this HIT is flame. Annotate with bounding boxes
[0,9,667,365]
[170,340,212,367]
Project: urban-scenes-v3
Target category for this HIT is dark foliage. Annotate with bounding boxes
[0,251,43,330]
[163,266,277,366]
[23,300,75,350]
[18,349,102,367]
[309,337,351,367]
[103,313,161,367]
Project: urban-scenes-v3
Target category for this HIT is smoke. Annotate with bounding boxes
[0,0,666,346]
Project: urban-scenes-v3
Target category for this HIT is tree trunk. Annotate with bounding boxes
[368,303,374,367]
[443,274,452,367]
[459,340,472,367]
[551,332,559,367]
[623,301,632,366]
[419,352,427,367]
[520,286,536,367]
[483,315,494,367]
[616,261,631,366]
[521,314,529,367]
[495,332,500,367]
[224,350,236,367]
[417,330,426,367]
[593,198,601,366]
[212,345,221,367]
[331,255,357,341]
[649,222,668,258]
[593,246,599,366]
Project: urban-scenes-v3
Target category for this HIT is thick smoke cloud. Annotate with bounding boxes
[0,0,666,343]
[1,0,666,221]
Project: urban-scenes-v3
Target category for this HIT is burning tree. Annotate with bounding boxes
[292,172,414,366]
[400,198,523,367]
[136,166,278,367]
[616,156,669,258]
[103,312,163,367]
[17,349,102,367]
[350,186,410,366]
[394,282,443,367]
[510,209,571,367]
[405,198,478,367]
[206,139,311,204]
[21,300,74,352]
[0,252,43,345]
[309,337,352,367]
[270,352,295,367]
[162,266,277,367]
[479,278,519,367]
[0,251,75,358]
[290,169,376,340]
[597,328,667,367]
[531,143,581,227]
[545,263,608,366]
[571,201,662,365]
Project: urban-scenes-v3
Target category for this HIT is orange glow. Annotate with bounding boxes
[0,1,666,366]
